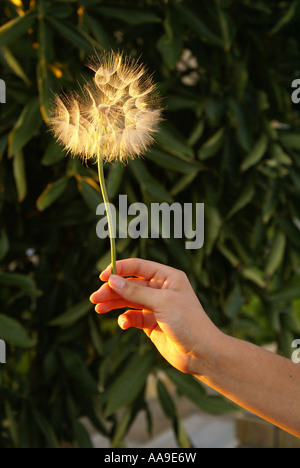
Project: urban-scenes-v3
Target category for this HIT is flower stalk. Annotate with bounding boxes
[97,158,116,275]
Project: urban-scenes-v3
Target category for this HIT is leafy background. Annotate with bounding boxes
[0,0,300,448]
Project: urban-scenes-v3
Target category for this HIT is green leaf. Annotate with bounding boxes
[271,1,298,35]
[205,205,223,256]
[198,128,225,160]
[241,267,266,288]
[96,7,161,25]
[228,98,252,152]
[13,150,27,202]
[0,229,9,261]
[156,122,194,160]
[4,401,19,447]
[170,172,199,197]
[174,418,192,449]
[46,16,101,54]
[78,177,102,212]
[0,11,36,47]
[227,181,255,218]
[195,395,239,415]
[240,134,268,172]
[36,177,68,211]
[224,282,244,319]
[217,9,235,52]
[271,287,300,303]
[48,300,93,327]
[107,162,126,199]
[0,134,8,162]
[111,406,132,448]
[0,314,36,348]
[157,33,182,70]
[0,46,30,85]
[265,231,286,277]
[85,14,112,49]
[165,368,238,415]
[279,133,300,151]
[42,140,66,166]
[175,4,223,48]
[31,408,60,448]
[130,159,172,203]
[167,93,203,112]
[37,18,55,123]
[276,218,300,248]
[105,352,154,416]
[218,244,240,268]
[157,379,177,420]
[9,97,42,156]
[165,367,206,399]
[0,273,40,298]
[60,347,99,394]
[147,148,204,175]
[73,421,93,449]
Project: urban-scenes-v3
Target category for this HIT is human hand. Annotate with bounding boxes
[90,259,221,375]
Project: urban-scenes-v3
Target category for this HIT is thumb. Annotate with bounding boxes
[108,274,161,311]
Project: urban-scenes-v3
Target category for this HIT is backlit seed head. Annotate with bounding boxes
[49,51,162,163]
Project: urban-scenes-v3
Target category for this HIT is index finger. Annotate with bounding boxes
[100,258,172,282]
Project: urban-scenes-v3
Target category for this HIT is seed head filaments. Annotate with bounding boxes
[49,51,163,273]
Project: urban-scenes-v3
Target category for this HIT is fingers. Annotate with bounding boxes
[100,258,172,282]
[118,310,157,333]
[108,274,164,312]
[90,278,148,304]
[95,299,143,314]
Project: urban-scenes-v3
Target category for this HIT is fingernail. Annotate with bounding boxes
[109,275,126,289]
[119,317,128,330]
[90,293,96,304]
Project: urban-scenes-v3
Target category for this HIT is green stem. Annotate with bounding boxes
[97,158,116,275]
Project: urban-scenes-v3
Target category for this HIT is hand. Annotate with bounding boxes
[90,258,221,374]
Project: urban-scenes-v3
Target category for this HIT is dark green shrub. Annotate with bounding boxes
[0,0,299,448]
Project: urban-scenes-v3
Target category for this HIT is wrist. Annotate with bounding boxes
[188,324,226,377]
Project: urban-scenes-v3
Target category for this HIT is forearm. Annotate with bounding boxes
[190,332,300,437]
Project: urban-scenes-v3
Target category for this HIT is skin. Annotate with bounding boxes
[90,258,300,438]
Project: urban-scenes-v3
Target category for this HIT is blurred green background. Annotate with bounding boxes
[0,0,300,448]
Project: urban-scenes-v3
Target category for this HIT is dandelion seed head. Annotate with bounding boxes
[49,51,162,163]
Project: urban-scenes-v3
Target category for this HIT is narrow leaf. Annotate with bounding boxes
[9,97,42,156]
[105,352,154,416]
[96,7,161,25]
[36,177,68,211]
[227,181,255,218]
[175,4,223,48]
[13,150,27,202]
[0,314,36,348]
[240,134,268,172]
[0,11,36,47]
[46,16,101,54]
[0,230,9,261]
[48,300,93,327]
[265,231,286,277]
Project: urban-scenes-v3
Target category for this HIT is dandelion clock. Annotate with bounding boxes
[49,51,162,274]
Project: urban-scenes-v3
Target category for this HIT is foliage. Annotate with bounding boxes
[0,0,300,448]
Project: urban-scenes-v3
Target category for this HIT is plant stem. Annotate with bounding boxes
[97,158,116,275]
